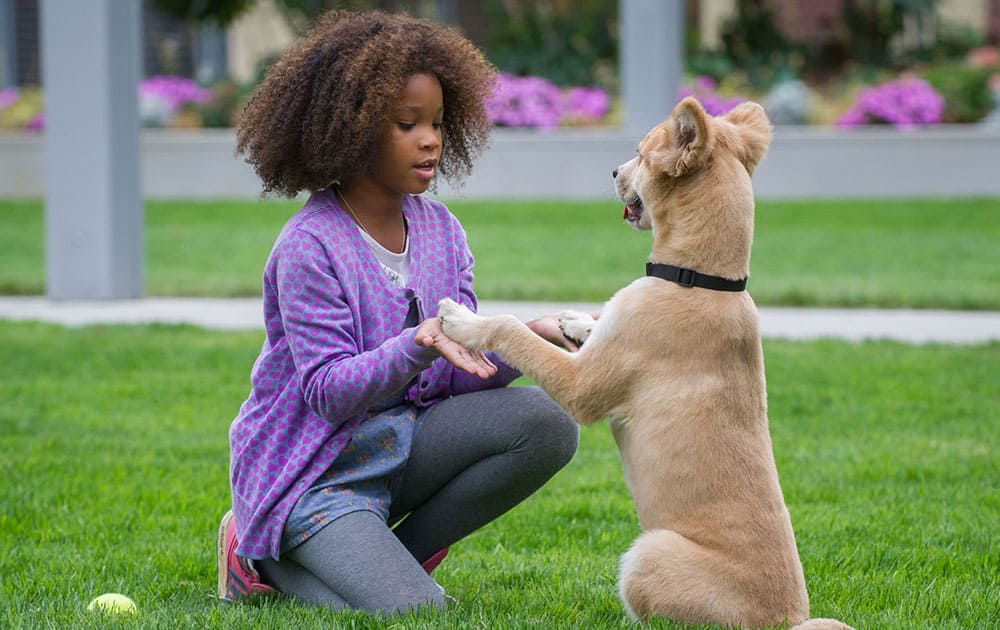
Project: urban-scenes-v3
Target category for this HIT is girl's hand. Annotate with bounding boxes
[527,314,582,352]
[415,317,497,379]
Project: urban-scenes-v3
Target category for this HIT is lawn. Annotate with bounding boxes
[0,322,996,629]
[0,197,998,309]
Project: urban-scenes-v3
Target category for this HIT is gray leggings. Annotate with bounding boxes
[256,386,578,614]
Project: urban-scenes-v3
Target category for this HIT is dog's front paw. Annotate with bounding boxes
[559,310,596,346]
[438,298,489,350]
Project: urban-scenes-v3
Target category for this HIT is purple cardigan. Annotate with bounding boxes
[229,189,519,560]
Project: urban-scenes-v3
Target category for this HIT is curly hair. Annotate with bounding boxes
[236,10,497,197]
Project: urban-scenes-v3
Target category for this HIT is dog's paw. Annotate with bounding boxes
[559,310,596,346]
[438,298,488,350]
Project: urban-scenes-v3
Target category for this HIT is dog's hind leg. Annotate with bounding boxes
[619,529,802,628]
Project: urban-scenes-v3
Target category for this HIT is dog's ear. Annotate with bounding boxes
[722,102,772,175]
[648,96,712,178]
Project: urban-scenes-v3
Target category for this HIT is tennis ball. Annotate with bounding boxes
[87,593,137,615]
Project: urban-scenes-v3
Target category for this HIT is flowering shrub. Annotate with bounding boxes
[486,73,610,129]
[563,85,611,125]
[836,77,944,130]
[0,87,44,132]
[139,75,213,127]
[679,76,746,116]
[966,45,999,69]
[486,73,563,129]
[2,77,217,131]
[2,71,985,132]
[0,87,17,109]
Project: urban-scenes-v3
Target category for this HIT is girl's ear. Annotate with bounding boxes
[722,101,772,175]
[647,96,713,178]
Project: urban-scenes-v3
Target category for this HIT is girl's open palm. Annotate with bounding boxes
[415,317,497,379]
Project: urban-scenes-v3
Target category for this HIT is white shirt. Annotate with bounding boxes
[357,226,410,288]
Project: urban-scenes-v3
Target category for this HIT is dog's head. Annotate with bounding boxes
[614,96,771,276]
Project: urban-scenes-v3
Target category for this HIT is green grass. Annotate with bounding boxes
[1,197,998,309]
[0,322,996,628]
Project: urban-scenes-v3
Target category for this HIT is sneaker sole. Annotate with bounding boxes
[216,510,234,601]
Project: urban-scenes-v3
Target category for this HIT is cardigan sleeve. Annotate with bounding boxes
[273,228,438,424]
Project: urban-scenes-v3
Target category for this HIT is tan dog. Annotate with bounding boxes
[438,97,850,629]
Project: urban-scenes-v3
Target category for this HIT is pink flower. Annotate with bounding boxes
[966,46,999,69]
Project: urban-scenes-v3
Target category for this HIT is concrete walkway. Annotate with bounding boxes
[1,297,998,344]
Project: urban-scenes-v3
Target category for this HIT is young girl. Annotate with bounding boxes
[217,10,579,614]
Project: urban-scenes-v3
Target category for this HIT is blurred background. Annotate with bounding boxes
[2,0,999,132]
[2,1,998,299]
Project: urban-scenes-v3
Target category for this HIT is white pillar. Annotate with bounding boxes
[41,0,143,299]
[619,0,684,135]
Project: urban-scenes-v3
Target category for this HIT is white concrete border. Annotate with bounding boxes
[2,125,999,200]
[0,297,997,344]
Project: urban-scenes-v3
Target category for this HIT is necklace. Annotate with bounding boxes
[335,186,370,235]
[335,186,407,252]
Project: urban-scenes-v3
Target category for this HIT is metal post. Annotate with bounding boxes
[194,22,227,84]
[41,0,143,299]
[0,0,15,88]
[619,0,684,135]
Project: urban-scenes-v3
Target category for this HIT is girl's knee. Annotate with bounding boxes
[512,387,579,464]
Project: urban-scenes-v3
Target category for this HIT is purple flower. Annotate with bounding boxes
[679,76,746,116]
[25,112,44,132]
[836,78,944,130]
[139,75,212,114]
[564,86,610,122]
[485,73,610,129]
[0,87,19,109]
[486,73,564,130]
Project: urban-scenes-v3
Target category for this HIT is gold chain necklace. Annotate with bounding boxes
[335,186,406,245]
[335,186,370,235]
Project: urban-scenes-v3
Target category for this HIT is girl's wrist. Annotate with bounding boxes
[402,326,440,365]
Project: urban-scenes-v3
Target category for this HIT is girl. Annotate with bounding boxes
[217,10,579,615]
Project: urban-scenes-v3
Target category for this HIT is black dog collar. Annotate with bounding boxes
[646,262,747,292]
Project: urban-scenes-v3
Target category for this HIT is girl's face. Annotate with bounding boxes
[371,72,444,196]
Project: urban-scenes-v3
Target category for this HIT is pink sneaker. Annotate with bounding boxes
[421,548,449,574]
[216,510,278,601]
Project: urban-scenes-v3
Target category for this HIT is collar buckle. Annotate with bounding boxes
[676,267,695,287]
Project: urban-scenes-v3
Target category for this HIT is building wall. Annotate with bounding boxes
[769,0,843,45]
[938,0,989,32]
[226,0,296,84]
[698,0,734,49]
[993,0,1000,40]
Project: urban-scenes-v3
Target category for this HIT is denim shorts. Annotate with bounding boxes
[280,400,418,554]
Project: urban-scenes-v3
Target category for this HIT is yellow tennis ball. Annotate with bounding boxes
[87,593,137,615]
